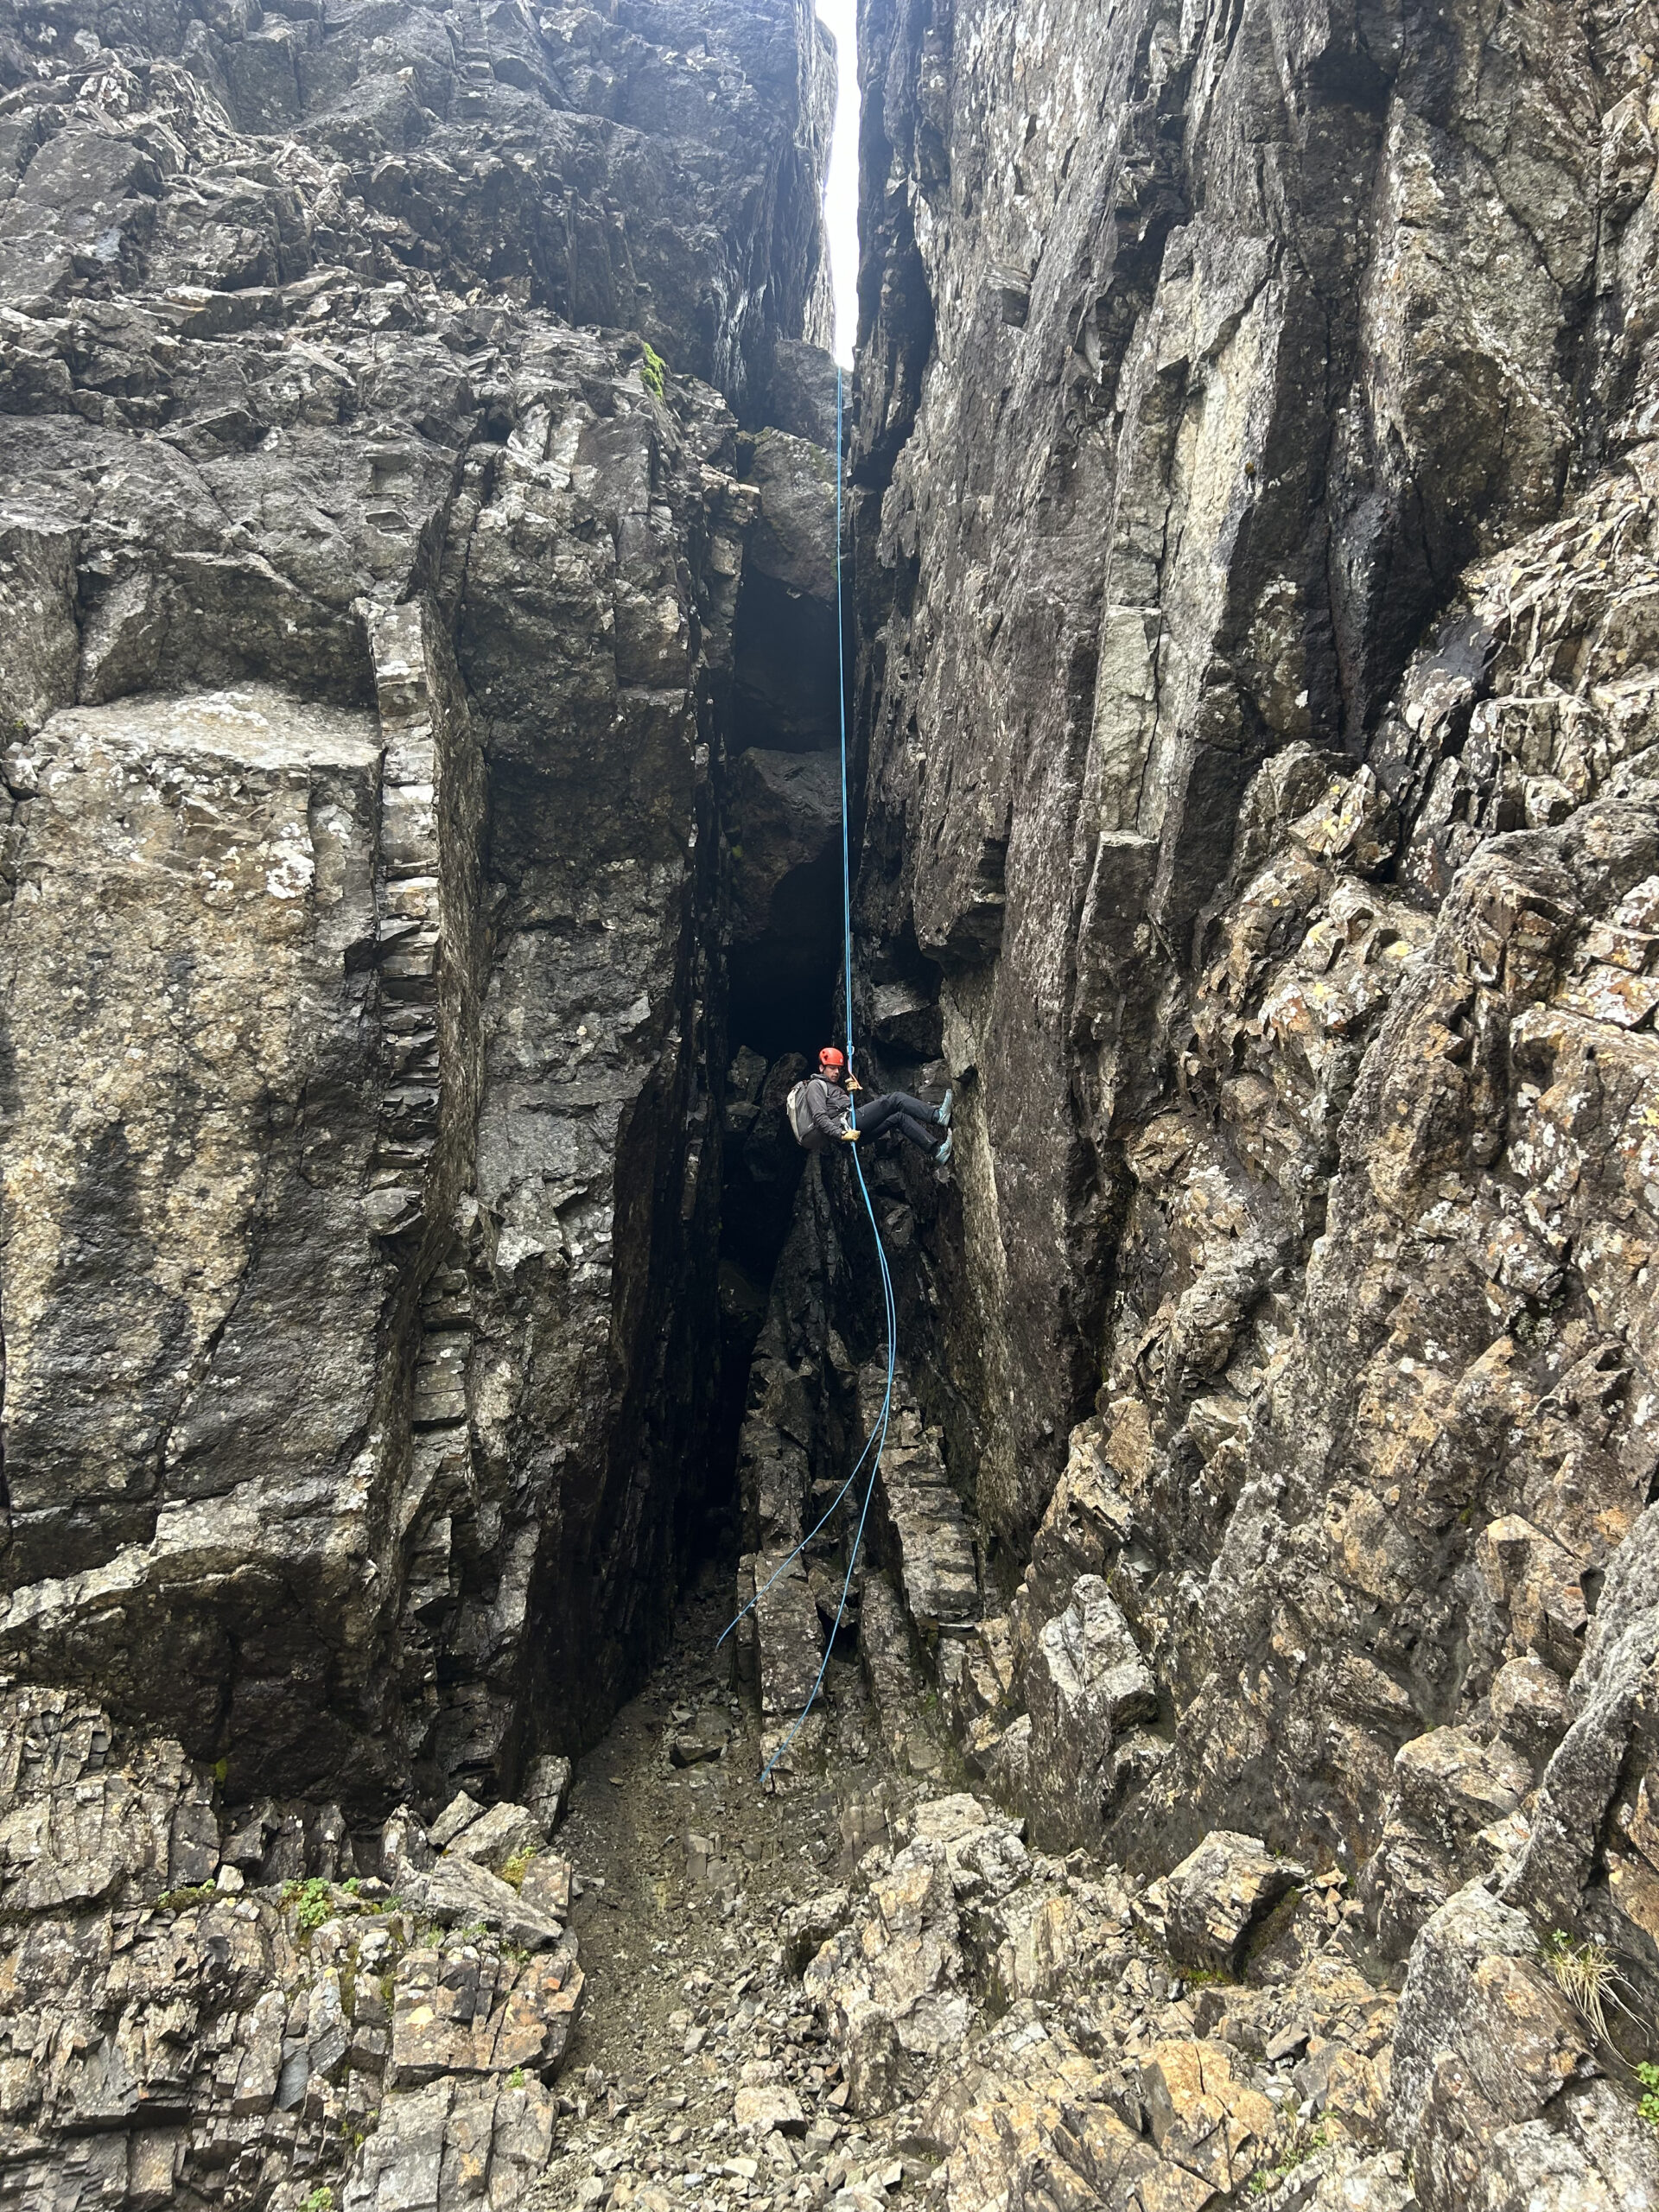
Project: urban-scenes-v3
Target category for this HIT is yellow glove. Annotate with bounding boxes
[841,1128,860,1142]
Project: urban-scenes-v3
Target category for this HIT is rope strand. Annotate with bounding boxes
[746,365,899,1787]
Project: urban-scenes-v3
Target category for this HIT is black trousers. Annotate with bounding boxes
[855,1091,938,1154]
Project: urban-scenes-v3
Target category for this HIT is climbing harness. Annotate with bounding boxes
[719,367,900,1785]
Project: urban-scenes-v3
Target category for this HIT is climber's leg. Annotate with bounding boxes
[890,1090,942,1127]
[893,1111,938,1154]
[857,1091,942,1138]
[852,1093,901,1139]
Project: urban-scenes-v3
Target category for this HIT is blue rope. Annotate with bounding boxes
[836,361,855,1072]
[730,365,899,1786]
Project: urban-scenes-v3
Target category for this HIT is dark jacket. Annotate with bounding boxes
[804,1074,852,1147]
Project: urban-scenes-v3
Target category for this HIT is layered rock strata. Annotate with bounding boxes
[0,0,834,1811]
[0,1683,588,2209]
[0,0,844,2200]
[816,0,1659,2203]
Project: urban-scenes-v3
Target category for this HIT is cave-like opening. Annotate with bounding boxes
[701,760,845,1568]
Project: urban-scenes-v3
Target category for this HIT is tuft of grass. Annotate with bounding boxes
[507,2065,526,2089]
[1249,2126,1328,2196]
[640,341,667,399]
[1174,1961,1230,1989]
[157,1884,216,1913]
[501,1847,538,1892]
[1543,1929,1627,2041]
[303,2190,335,2212]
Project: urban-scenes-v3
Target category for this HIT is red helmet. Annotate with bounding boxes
[818,1046,845,1071]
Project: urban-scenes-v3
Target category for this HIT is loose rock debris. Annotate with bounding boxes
[518,1578,1428,2212]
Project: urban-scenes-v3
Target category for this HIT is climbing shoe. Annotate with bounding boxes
[937,1087,953,1128]
[936,1130,953,1167]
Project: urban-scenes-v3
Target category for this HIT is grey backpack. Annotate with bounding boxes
[786,1079,818,1147]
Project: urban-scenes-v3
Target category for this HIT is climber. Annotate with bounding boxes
[789,1046,953,1164]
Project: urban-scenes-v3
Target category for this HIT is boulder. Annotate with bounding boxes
[428,1793,486,1851]
[1388,1882,1624,2212]
[783,1888,851,1971]
[519,1855,573,1922]
[1490,1656,1575,1765]
[1024,1419,1135,1621]
[387,1940,583,2088]
[444,1802,545,1876]
[734,2084,806,2136]
[741,429,836,601]
[865,1364,982,1636]
[726,747,842,953]
[1164,1831,1306,1975]
[1391,1727,1529,1847]
[1137,2038,1278,2196]
[765,339,839,449]
[1024,1576,1158,1849]
[802,1801,1020,2116]
[385,1816,564,1951]
[918,2005,1185,2212]
[381,1806,435,1876]
[520,1756,573,1834]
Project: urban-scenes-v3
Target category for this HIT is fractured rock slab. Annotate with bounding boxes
[858,1363,980,1636]
[1164,1831,1307,1976]
[388,1942,582,2088]
[444,1802,546,1876]
[749,1553,824,1726]
[1024,1575,1158,1851]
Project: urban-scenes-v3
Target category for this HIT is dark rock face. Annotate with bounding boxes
[0,1,842,2200]
[0,0,833,1805]
[731,423,842,759]
[0,0,832,416]
[833,0,1659,2203]
[726,743,842,1049]
[8,0,1659,2204]
[850,0,1659,1541]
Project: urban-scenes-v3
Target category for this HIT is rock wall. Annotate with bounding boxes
[0,0,834,1809]
[836,0,1659,2203]
[8,0,1659,2204]
[0,1,849,2202]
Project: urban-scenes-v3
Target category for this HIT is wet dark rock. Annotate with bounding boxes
[0,1,834,2198]
[726,745,844,1044]
[0,0,831,1814]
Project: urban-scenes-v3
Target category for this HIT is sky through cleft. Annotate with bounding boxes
[815,0,858,367]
